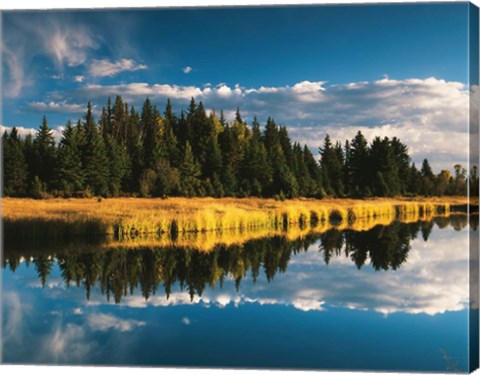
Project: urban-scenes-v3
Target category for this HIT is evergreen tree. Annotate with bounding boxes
[2,128,28,196]
[104,135,130,196]
[304,145,324,197]
[348,131,370,197]
[141,98,160,170]
[125,106,143,193]
[82,102,109,196]
[391,137,411,195]
[319,135,344,196]
[56,121,85,196]
[5,96,449,200]
[369,137,400,197]
[420,159,434,196]
[32,115,56,190]
[407,163,421,195]
[179,142,202,196]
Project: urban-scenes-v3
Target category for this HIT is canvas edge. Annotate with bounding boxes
[469,1,480,373]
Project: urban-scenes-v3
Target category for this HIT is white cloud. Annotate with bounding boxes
[182,317,191,325]
[10,76,470,170]
[74,75,85,83]
[27,100,85,114]
[0,124,36,138]
[2,15,99,97]
[1,124,64,142]
[60,76,469,170]
[73,308,83,315]
[88,58,147,77]
[87,313,146,332]
[183,66,193,74]
[2,45,29,98]
[47,25,97,68]
[2,292,28,344]
[43,323,94,363]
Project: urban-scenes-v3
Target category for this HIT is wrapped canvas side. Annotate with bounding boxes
[470,2,480,373]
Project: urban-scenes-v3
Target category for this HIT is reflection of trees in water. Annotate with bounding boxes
[3,216,474,303]
[319,215,472,270]
[320,221,415,270]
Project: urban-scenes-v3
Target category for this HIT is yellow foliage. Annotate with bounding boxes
[2,196,473,251]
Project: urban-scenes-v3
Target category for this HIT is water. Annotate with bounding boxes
[2,215,476,371]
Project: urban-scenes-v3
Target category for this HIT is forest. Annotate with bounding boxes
[2,96,477,199]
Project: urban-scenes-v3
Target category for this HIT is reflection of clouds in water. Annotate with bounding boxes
[87,313,146,332]
[2,292,29,344]
[41,322,94,363]
[3,281,147,363]
[103,227,468,316]
[27,278,65,289]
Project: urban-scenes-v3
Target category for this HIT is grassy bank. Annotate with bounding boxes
[2,197,476,247]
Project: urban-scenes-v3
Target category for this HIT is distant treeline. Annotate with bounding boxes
[2,96,477,198]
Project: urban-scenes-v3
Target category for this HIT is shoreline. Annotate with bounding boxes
[3,197,477,245]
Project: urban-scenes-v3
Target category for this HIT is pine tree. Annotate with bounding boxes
[319,135,344,196]
[112,95,126,142]
[369,137,400,197]
[163,99,182,167]
[241,126,272,196]
[407,163,421,195]
[141,98,160,170]
[2,128,28,196]
[189,101,213,172]
[126,106,143,193]
[105,135,130,196]
[179,142,202,196]
[391,137,411,195]
[33,115,56,190]
[56,121,85,196]
[349,131,369,196]
[303,145,324,197]
[82,102,109,196]
[420,159,434,196]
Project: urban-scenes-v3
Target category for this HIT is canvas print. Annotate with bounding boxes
[1,1,479,372]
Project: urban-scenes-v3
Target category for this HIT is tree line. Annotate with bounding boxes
[2,96,477,198]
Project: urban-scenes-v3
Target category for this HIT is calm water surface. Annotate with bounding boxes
[2,216,476,371]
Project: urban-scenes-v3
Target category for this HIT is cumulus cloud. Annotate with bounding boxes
[74,75,85,83]
[0,124,36,138]
[0,124,64,142]
[183,66,193,74]
[64,77,468,133]
[27,100,85,113]
[9,76,471,170]
[54,76,468,169]
[87,313,146,332]
[88,58,147,77]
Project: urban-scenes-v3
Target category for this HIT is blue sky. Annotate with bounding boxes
[1,3,474,170]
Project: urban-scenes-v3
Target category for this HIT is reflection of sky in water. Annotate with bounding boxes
[1,222,472,371]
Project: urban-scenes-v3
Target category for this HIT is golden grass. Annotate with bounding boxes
[2,196,475,250]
